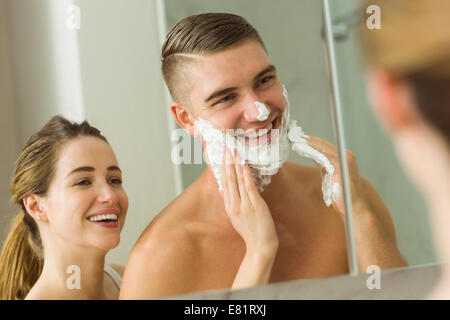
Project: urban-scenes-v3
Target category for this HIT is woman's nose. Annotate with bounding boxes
[98,184,119,205]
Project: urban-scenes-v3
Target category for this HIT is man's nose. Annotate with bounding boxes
[242,93,266,123]
[97,184,119,205]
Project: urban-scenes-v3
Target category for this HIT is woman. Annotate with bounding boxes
[0,115,278,299]
[359,0,450,298]
[0,115,128,299]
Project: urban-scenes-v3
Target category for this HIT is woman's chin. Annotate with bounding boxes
[88,235,121,252]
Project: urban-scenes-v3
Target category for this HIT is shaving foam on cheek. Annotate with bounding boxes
[255,101,270,121]
[194,111,291,192]
[194,119,227,191]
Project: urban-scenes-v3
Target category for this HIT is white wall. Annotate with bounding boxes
[0,0,19,240]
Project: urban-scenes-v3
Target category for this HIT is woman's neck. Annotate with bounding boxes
[26,243,107,300]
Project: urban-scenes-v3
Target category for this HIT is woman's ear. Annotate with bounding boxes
[366,68,420,133]
[170,102,198,136]
[23,195,48,223]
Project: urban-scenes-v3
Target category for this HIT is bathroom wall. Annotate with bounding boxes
[0,0,19,240]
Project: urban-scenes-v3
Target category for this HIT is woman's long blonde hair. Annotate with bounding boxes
[0,115,107,300]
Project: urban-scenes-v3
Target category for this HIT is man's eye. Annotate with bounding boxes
[258,75,274,86]
[75,179,91,186]
[215,94,236,105]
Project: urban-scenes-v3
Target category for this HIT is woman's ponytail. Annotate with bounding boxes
[0,211,43,300]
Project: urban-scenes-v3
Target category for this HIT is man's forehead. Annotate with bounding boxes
[200,40,269,71]
[190,43,273,97]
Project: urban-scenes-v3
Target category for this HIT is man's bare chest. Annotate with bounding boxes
[192,208,349,291]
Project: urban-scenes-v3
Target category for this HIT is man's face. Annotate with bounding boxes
[188,39,285,144]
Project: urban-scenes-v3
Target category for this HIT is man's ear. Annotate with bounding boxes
[366,68,420,132]
[23,194,48,223]
[170,101,197,136]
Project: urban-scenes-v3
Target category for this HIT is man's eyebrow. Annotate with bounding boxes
[254,65,276,80]
[204,65,276,104]
[204,87,238,104]
[66,165,121,178]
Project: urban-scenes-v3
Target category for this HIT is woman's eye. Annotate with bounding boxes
[109,178,122,185]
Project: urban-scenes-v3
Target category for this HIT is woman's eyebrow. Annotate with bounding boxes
[66,166,94,178]
[108,165,121,173]
[66,165,121,178]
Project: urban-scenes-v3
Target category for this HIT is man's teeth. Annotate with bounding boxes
[241,122,273,138]
[88,214,118,222]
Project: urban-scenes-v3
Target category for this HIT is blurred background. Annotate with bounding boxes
[0,0,437,274]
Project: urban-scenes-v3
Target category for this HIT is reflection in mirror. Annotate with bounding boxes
[149,0,352,296]
[117,0,406,299]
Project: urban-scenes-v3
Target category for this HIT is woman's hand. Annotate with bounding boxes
[221,147,278,253]
[221,147,278,289]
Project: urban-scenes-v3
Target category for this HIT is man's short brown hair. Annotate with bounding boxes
[161,13,266,106]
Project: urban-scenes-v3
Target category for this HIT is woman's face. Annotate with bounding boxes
[40,136,128,252]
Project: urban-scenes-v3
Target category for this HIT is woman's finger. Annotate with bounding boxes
[233,149,250,206]
[221,147,231,207]
[242,162,260,206]
[225,147,241,210]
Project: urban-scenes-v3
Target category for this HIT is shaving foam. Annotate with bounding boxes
[195,112,291,192]
[282,86,340,207]
[255,101,270,121]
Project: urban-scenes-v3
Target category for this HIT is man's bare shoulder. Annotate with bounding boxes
[283,161,322,179]
[133,184,205,254]
[120,186,207,298]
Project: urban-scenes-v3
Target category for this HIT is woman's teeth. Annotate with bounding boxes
[241,122,273,138]
[88,214,118,222]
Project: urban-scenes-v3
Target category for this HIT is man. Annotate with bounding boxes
[120,13,407,299]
